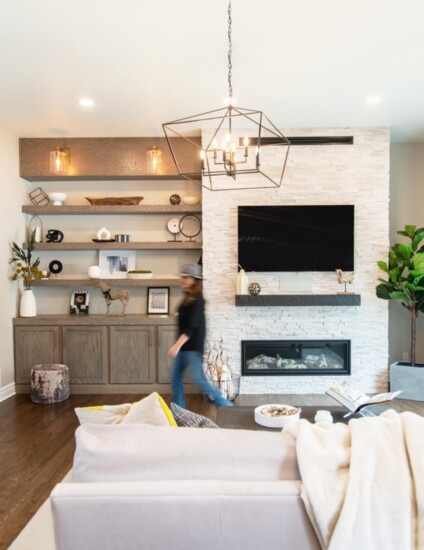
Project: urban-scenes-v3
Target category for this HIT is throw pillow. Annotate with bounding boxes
[74,392,176,427]
[122,392,177,427]
[170,402,219,428]
[74,403,132,425]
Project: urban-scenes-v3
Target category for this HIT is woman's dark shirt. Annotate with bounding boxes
[178,294,206,353]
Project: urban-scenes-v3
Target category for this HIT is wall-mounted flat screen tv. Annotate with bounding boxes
[238,205,354,272]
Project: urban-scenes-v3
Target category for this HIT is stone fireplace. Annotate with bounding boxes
[242,340,350,376]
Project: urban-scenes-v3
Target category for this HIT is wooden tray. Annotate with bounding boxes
[85,196,144,205]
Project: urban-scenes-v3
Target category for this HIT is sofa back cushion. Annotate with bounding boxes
[72,424,299,482]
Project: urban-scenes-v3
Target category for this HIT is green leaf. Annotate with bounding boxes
[412,230,424,251]
[377,260,389,273]
[389,268,399,283]
[405,225,417,238]
[405,283,424,292]
[389,291,409,301]
[397,243,412,259]
[412,252,424,272]
[376,284,393,300]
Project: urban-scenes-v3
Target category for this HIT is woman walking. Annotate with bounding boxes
[168,264,232,408]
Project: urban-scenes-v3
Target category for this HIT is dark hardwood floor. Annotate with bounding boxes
[1,392,423,549]
[0,393,216,550]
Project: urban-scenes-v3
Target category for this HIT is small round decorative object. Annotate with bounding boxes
[49,260,63,275]
[254,404,301,428]
[314,410,334,423]
[248,282,261,295]
[179,214,202,241]
[97,227,111,240]
[46,229,64,243]
[169,194,181,205]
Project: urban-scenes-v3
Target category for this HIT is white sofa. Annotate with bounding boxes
[50,424,320,550]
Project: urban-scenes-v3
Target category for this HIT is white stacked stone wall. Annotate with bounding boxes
[202,128,390,394]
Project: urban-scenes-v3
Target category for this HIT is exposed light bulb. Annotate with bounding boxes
[225,133,231,143]
[212,139,218,149]
[243,137,249,147]
[200,149,206,159]
[79,98,94,107]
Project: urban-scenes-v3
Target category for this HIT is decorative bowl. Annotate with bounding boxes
[48,192,67,205]
[182,196,201,205]
[254,404,301,428]
[127,271,153,279]
[85,196,144,206]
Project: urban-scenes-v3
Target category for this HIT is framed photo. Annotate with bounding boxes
[99,250,136,279]
[70,291,90,315]
[147,287,170,315]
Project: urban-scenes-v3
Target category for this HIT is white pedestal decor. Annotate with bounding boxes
[20,289,37,317]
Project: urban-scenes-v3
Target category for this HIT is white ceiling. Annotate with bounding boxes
[1,0,424,142]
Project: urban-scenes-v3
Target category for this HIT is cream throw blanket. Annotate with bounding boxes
[285,410,424,550]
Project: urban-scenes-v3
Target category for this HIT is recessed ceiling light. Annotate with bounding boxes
[366,96,382,105]
[79,98,94,107]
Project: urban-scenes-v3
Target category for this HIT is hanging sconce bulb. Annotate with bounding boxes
[146,145,163,175]
[49,146,69,176]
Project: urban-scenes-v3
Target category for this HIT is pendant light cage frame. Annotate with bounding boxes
[162,0,290,191]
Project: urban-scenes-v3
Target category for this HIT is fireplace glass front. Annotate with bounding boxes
[242,340,350,376]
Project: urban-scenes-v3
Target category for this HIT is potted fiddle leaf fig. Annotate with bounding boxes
[376,224,424,400]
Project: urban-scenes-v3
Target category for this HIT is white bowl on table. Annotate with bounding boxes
[254,404,301,428]
[48,192,67,205]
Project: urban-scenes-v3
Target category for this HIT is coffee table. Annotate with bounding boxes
[217,405,347,431]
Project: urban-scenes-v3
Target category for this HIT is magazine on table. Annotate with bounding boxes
[326,381,402,417]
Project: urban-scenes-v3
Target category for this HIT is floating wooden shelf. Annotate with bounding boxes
[22,205,202,215]
[25,242,202,250]
[235,294,361,306]
[31,278,181,287]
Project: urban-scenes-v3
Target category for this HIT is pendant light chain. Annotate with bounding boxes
[227,1,233,101]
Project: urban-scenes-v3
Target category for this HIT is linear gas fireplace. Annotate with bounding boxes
[242,340,350,376]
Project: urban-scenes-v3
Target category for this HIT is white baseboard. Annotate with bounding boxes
[0,382,16,402]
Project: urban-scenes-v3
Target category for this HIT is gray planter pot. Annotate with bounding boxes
[390,362,424,401]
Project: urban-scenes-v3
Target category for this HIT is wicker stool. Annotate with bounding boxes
[31,364,70,404]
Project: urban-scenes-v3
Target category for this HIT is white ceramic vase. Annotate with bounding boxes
[20,289,37,317]
[236,269,249,295]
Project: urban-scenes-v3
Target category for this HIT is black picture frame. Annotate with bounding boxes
[147,287,170,315]
[70,291,90,315]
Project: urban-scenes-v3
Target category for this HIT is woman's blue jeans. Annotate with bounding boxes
[171,351,231,408]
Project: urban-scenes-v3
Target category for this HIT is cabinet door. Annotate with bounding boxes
[110,326,155,383]
[157,325,178,383]
[14,326,61,384]
[62,326,108,384]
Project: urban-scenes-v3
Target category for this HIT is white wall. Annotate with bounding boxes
[203,128,390,393]
[0,126,28,393]
[390,143,424,364]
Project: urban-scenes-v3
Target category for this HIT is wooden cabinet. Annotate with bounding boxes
[14,326,61,384]
[62,326,108,384]
[13,316,177,392]
[157,325,178,383]
[110,326,155,383]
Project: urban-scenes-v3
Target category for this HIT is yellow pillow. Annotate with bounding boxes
[74,392,176,427]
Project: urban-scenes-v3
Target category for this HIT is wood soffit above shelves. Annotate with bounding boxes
[19,137,202,181]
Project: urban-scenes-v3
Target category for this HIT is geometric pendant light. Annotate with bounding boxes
[163,1,290,191]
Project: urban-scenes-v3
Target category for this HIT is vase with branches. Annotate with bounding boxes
[9,229,42,289]
[376,224,424,366]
